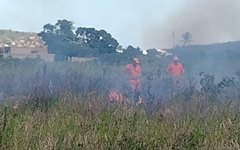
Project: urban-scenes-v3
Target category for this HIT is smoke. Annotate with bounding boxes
[2,0,240,50]
[143,0,240,48]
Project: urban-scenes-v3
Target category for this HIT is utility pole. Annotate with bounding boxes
[172,30,175,48]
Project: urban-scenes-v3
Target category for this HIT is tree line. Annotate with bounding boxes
[38,19,124,60]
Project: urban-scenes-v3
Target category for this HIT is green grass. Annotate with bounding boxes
[0,95,240,150]
[0,57,240,149]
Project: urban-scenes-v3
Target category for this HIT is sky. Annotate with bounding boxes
[1,0,240,49]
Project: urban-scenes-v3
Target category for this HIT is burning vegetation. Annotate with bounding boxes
[0,49,239,149]
[0,19,240,149]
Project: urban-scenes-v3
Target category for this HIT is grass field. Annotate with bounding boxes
[1,95,240,149]
[0,57,240,149]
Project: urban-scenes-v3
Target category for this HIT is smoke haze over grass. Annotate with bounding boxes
[143,0,240,48]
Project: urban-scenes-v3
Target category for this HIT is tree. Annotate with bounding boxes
[76,27,118,54]
[122,45,142,60]
[55,20,77,42]
[146,48,159,57]
[181,32,193,46]
[39,19,119,60]
[38,20,80,61]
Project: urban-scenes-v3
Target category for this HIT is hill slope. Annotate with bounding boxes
[0,30,43,47]
[170,41,240,80]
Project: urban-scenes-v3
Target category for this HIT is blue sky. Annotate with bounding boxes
[1,0,240,49]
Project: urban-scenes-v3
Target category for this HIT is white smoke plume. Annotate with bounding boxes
[143,0,240,48]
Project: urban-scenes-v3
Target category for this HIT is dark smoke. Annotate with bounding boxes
[143,0,240,48]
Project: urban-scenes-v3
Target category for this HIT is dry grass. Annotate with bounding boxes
[0,58,240,149]
[0,93,240,150]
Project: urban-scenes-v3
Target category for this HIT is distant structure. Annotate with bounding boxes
[0,35,54,62]
[142,48,172,56]
[0,34,96,63]
[10,46,54,62]
[0,31,101,63]
[172,31,175,48]
[0,44,11,58]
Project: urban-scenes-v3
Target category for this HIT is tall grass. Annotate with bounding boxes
[0,57,240,149]
[1,94,240,149]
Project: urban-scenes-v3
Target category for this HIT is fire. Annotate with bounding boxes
[108,89,123,103]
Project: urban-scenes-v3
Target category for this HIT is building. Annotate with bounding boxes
[0,44,11,58]
[10,46,54,62]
